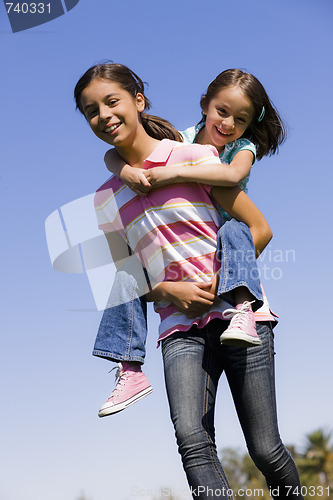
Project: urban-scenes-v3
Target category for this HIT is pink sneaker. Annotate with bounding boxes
[220,301,261,347]
[98,362,153,417]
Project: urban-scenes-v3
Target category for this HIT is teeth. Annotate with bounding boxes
[217,128,231,136]
[105,124,120,133]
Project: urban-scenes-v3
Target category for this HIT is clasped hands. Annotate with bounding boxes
[122,165,176,197]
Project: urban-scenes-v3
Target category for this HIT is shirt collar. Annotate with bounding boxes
[143,139,176,165]
[194,122,205,138]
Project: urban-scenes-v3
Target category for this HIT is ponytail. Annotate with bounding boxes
[141,113,183,141]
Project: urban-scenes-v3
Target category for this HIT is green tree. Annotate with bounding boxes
[221,429,333,500]
[294,428,333,498]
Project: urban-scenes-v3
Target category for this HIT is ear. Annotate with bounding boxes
[136,93,146,113]
[201,95,208,115]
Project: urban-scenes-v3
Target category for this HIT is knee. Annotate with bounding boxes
[248,440,291,474]
[175,417,205,447]
[173,415,215,462]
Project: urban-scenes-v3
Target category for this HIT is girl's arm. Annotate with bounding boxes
[211,185,272,256]
[104,148,151,196]
[144,149,253,188]
[104,230,131,268]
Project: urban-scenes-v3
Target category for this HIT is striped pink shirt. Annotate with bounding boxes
[94,139,275,343]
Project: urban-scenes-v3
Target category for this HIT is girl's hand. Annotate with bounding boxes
[104,149,151,196]
[120,165,152,196]
[163,281,216,318]
[144,167,178,188]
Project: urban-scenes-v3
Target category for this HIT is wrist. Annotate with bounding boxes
[146,281,172,302]
[177,166,186,181]
[119,164,130,181]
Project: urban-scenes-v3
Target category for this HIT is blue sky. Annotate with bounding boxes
[1,1,333,499]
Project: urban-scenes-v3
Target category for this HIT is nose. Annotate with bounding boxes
[221,116,234,130]
[99,104,112,121]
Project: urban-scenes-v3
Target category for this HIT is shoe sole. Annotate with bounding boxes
[98,386,153,417]
[220,332,261,347]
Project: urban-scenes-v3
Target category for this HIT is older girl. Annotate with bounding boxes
[74,63,303,499]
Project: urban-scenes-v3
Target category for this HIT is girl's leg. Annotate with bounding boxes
[162,326,233,500]
[217,218,263,310]
[93,267,152,417]
[217,219,264,347]
[221,322,304,499]
[93,269,148,364]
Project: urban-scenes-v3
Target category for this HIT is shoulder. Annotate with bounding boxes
[180,123,204,144]
[95,174,116,193]
[94,174,119,207]
[229,138,256,155]
[170,140,219,162]
[180,125,197,144]
[222,138,256,164]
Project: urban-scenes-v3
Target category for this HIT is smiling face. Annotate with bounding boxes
[200,85,255,152]
[80,78,145,149]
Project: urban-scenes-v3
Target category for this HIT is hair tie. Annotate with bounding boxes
[258,106,265,123]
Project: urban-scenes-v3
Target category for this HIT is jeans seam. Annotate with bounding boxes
[203,350,232,497]
[92,349,144,363]
[220,232,228,293]
[124,278,136,358]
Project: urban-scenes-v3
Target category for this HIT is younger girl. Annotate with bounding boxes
[98,69,285,416]
[74,63,303,499]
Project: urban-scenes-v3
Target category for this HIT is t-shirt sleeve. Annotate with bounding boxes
[230,139,256,164]
[94,179,128,240]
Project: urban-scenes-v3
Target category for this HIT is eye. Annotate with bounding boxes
[108,99,118,107]
[236,117,246,124]
[86,108,98,119]
[217,108,228,116]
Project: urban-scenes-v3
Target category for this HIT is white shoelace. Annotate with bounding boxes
[222,300,254,326]
[108,363,127,398]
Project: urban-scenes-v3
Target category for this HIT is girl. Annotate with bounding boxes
[98,69,284,417]
[74,63,303,499]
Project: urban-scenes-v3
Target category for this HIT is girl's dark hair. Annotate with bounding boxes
[199,69,286,160]
[74,63,183,142]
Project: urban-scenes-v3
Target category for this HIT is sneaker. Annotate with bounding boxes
[98,362,153,417]
[220,301,261,347]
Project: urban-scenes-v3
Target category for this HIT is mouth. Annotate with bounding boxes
[215,126,232,137]
[104,122,121,134]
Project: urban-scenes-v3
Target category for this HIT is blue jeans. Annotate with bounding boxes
[93,269,148,363]
[162,321,303,499]
[93,219,263,364]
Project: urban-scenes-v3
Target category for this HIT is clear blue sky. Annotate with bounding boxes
[1,1,332,499]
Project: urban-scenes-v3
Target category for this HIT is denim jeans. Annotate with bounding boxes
[217,219,263,310]
[93,269,148,363]
[93,219,263,364]
[162,321,303,500]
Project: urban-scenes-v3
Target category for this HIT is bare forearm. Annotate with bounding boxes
[211,186,272,256]
[177,163,243,186]
[145,282,177,302]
